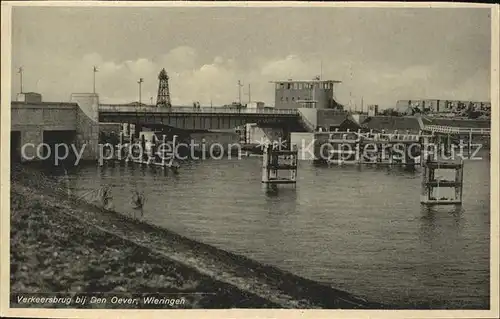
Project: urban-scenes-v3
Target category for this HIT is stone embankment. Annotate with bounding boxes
[10,165,388,309]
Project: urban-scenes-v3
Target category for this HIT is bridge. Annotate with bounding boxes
[98,105,304,130]
[10,93,491,164]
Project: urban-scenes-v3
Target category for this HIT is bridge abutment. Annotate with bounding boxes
[71,93,100,162]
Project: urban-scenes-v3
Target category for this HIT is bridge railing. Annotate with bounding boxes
[423,125,490,135]
[99,105,298,115]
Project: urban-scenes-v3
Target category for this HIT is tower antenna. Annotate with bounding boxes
[156,68,172,108]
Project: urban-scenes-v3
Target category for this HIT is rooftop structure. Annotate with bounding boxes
[270,78,343,110]
[16,92,42,103]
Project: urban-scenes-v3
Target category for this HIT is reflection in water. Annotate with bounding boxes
[46,157,490,308]
[419,205,464,249]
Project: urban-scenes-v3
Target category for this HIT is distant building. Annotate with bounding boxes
[246,101,265,109]
[16,92,42,103]
[396,99,490,115]
[367,105,379,116]
[271,78,343,110]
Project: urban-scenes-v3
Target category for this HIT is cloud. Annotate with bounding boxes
[260,55,315,80]
[11,46,490,108]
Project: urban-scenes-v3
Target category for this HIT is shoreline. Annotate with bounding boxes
[10,183,277,309]
[10,165,390,309]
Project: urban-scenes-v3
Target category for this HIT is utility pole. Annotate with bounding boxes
[349,64,354,112]
[237,80,243,105]
[93,66,98,94]
[349,91,353,112]
[138,78,144,105]
[320,60,323,80]
[18,66,23,94]
[361,97,364,114]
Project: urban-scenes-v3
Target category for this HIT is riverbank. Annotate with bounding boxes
[10,164,389,309]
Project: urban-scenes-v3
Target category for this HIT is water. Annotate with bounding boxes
[51,154,490,309]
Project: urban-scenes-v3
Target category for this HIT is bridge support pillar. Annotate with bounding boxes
[468,130,472,157]
[134,125,143,139]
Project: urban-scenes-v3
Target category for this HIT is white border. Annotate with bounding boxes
[1,2,498,319]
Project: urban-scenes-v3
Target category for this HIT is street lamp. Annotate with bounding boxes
[18,66,23,94]
[237,80,243,105]
[138,78,144,105]
[93,66,99,94]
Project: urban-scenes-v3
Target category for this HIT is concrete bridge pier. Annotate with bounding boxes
[133,124,143,139]
[70,93,100,162]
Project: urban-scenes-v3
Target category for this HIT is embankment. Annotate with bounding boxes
[10,165,389,309]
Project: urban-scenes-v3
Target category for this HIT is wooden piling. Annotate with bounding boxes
[421,159,464,206]
[161,134,167,167]
[262,143,298,189]
[468,130,473,157]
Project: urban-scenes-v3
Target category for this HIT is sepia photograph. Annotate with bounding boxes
[1,2,498,318]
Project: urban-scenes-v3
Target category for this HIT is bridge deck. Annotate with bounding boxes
[99,105,298,116]
[421,124,490,136]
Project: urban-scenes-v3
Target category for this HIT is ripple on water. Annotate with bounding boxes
[54,157,490,309]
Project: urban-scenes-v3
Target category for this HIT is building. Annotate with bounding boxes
[367,105,379,116]
[16,92,42,103]
[396,99,491,115]
[271,78,342,110]
[246,101,265,109]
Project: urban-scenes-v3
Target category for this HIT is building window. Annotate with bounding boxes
[298,96,301,100]
[281,97,284,101]
[292,97,295,101]
[287,83,291,90]
[276,83,280,90]
[286,97,289,101]
[298,83,303,90]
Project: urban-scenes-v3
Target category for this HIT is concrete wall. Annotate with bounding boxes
[11,97,102,162]
[71,93,100,161]
[297,108,318,130]
[16,92,42,103]
[11,102,77,161]
[245,124,284,144]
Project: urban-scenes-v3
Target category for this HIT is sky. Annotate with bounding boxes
[11,6,492,108]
